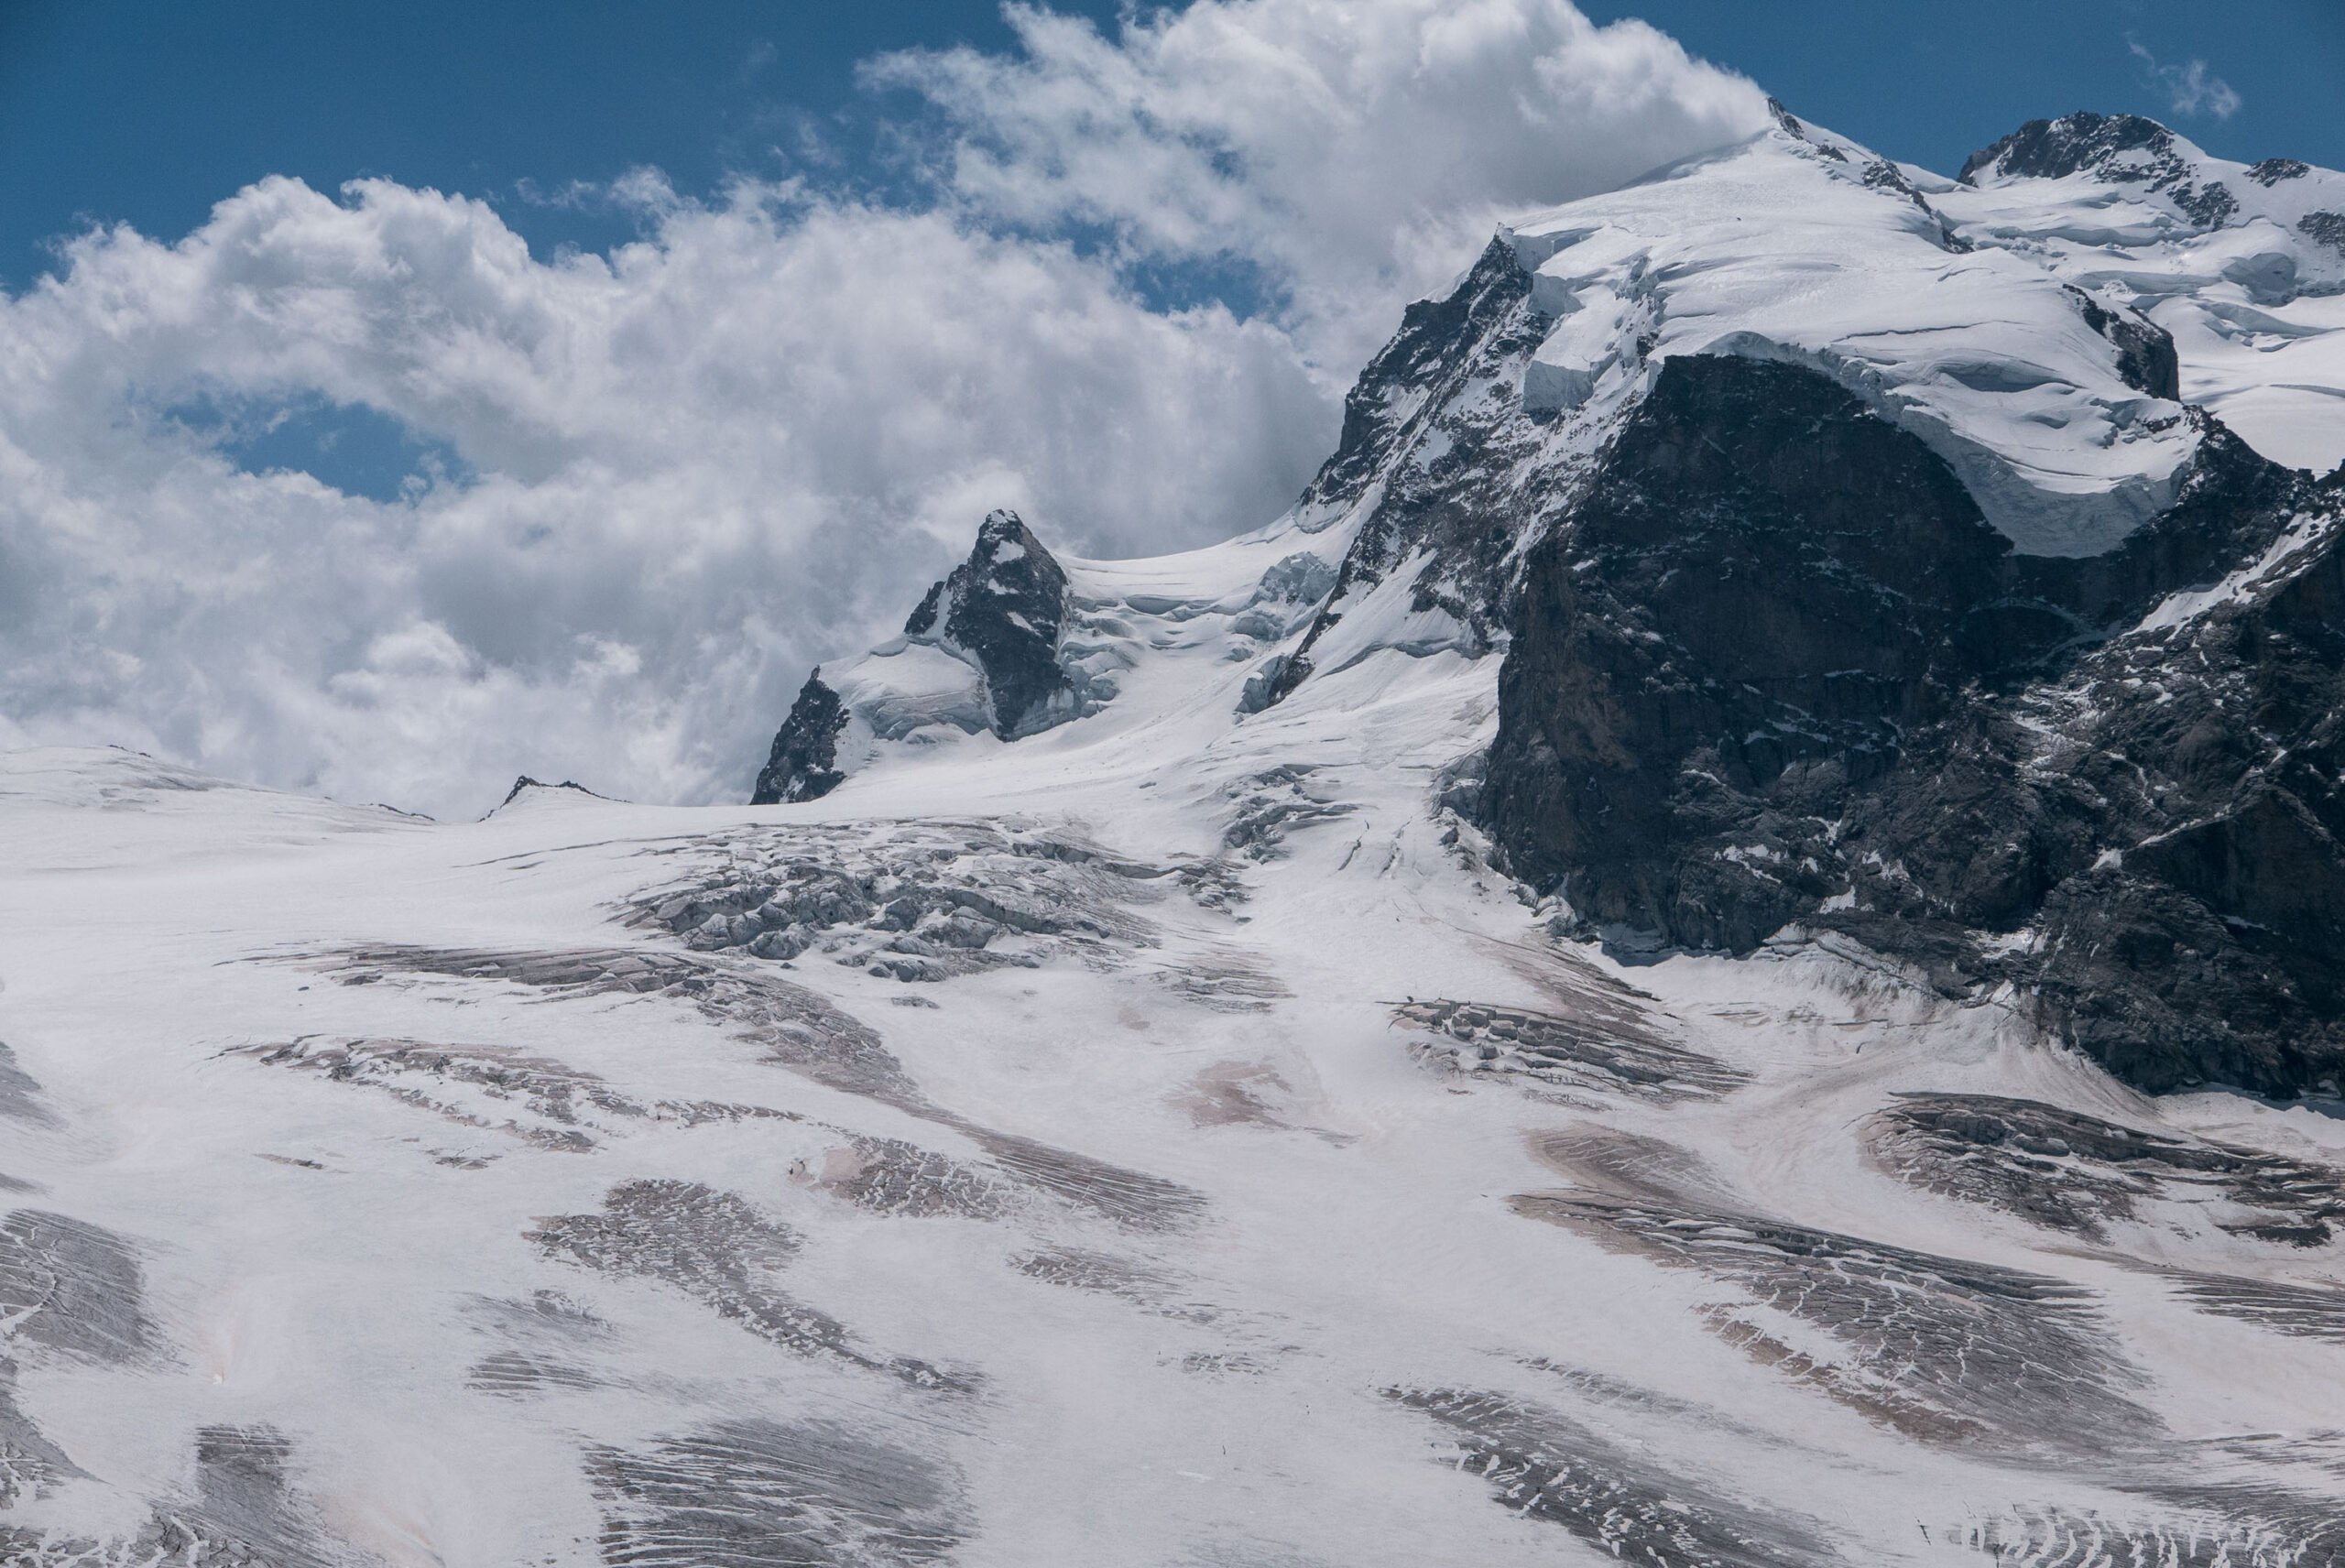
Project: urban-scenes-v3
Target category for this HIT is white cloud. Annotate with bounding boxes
[2129,40,2242,122]
[0,179,1325,815]
[870,0,1768,370]
[0,1,1769,817]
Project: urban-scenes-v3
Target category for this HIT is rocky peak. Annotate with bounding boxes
[1768,97,1971,252]
[1478,345,2342,1097]
[1959,111,2177,184]
[1958,111,2237,228]
[1256,236,1549,708]
[749,669,848,805]
[2248,158,2312,187]
[905,507,1074,740]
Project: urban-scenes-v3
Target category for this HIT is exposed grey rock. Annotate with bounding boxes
[1260,236,1551,707]
[1,1425,367,1568]
[799,1137,1014,1220]
[750,670,848,805]
[0,1043,59,1128]
[1390,1388,1842,1567]
[626,821,1178,983]
[0,1210,155,1366]
[1963,1496,2345,1568]
[228,1033,799,1151]
[316,941,1208,1230]
[179,1425,351,1568]
[1517,1177,2154,1454]
[529,1180,971,1392]
[465,1349,599,1397]
[1011,1248,1219,1323]
[971,1128,1206,1230]
[905,507,1074,739]
[1478,350,2345,1097]
[1483,354,2021,951]
[2301,210,2345,256]
[2066,284,2180,401]
[0,1358,84,1507]
[1868,1092,2345,1245]
[2165,1270,2345,1343]
[1395,998,1747,1102]
[321,943,925,1105]
[498,776,605,808]
[1958,111,2239,229]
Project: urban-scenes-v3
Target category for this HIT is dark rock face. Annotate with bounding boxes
[2067,287,2181,401]
[2301,211,2345,256]
[751,670,848,805]
[906,508,1074,739]
[1485,356,2015,951]
[1481,351,2345,1098]
[499,775,605,808]
[1959,111,2175,183]
[1958,111,2237,229]
[747,509,1076,803]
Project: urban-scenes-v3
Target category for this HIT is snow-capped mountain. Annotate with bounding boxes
[5,109,2345,1567]
[1942,111,2345,475]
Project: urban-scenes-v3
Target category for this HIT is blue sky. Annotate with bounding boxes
[1576,2,2344,176]
[5,1,2337,291]
[0,1,1115,288]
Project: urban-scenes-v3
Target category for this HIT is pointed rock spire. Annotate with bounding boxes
[905,508,1074,739]
[750,668,848,804]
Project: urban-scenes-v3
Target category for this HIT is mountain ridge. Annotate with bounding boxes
[753,106,2345,1100]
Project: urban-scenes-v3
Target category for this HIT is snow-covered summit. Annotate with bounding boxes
[1500,103,2198,556]
[1937,111,2345,474]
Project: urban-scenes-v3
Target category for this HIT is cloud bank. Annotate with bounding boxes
[0,0,1766,817]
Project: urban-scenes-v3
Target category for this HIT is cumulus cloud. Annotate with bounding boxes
[0,0,1768,817]
[2129,40,2242,122]
[871,0,1768,369]
[0,179,1323,813]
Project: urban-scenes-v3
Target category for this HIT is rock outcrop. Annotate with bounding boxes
[750,670,848,806]
[1259,237,1552,706]
[1958,111,2239,229]
[1480,351,2345,1097]
[904,508,1074,739]
[749,510,1080,806]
